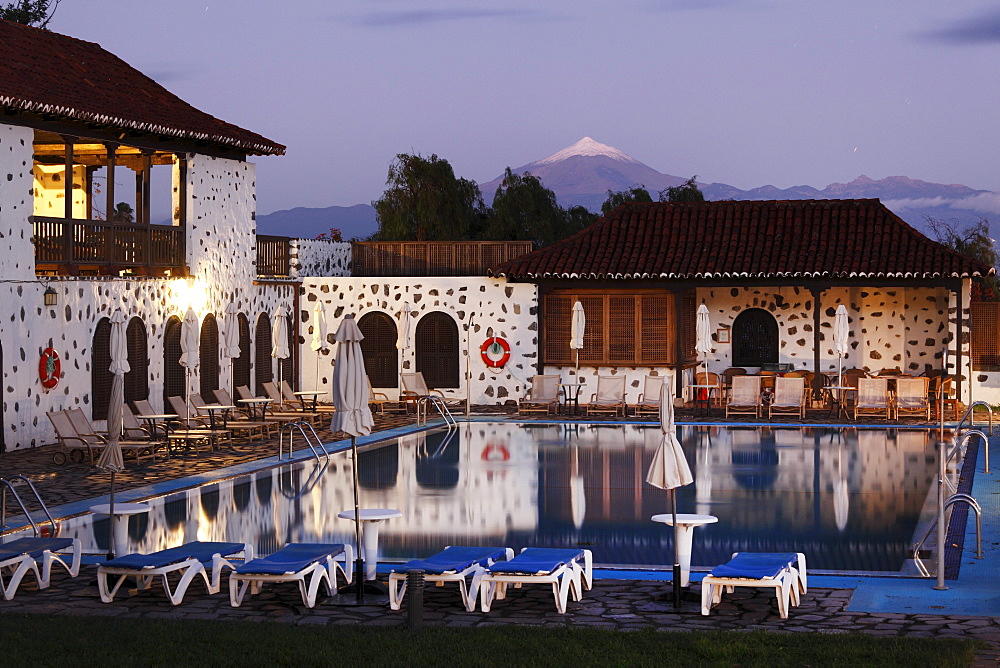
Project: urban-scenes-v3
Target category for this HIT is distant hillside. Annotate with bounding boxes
[256,204,377,240]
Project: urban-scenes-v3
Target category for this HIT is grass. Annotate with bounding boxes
[0,614,981,667]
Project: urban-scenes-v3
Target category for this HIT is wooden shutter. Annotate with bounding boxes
[163,316,184,407]
[543,294,573,365]
[124,317,148,404]
[254,314,273,396]
[232,313,251,390]
[639,293,672,363]
[579,295,604,365]
[608,296,636,363]
[680,291,697,364]
[359,312,398,388]
[971,302,1000,368]
[200,313,219,396]
[416,312,459,388]
[280,315,294,389]
[92,318,112,420]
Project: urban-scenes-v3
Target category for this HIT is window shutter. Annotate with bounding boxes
[416,312,459,388]
[608,296,636,363]
[92,318,112,420]
[732,308,779,367]
[639,294,671,363]
[200,313,220,396]
[163,316,185,407]
[232,313,251,390]
[359,312,398,388]
[280,316,294,389]
[543,294,573,365]
[124,317,148,404]
[255,315,273,396]
[579,295,604,364]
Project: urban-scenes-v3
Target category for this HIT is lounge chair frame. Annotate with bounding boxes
[388,546,514,612]
[633,375,665,416]
[700,552,807,619]
[478,547,593,614]
[0,537,81,600]
[229,543,354,609]
[726,376,761,418]
[853,378,891,420]
[519,375,562,416]
[894,377,930,420]
[768,377,806,419]
[583,377,627,417]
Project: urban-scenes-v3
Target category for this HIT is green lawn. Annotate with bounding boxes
[0,614,981,667]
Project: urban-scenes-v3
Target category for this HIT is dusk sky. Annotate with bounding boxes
[50,1,1000,216]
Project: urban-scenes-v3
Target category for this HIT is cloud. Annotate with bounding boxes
[351,8,553,27]
[921,9,1000,44]
[884,193,1000,216]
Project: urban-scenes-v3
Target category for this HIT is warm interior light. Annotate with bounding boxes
[43,286,58,306]
[172,278,207,312]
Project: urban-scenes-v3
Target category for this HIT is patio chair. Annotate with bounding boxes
[693,371,722,407]
[388,545,514,612]
[853,378,891,420]
[769,377,806,419]
[726,376,761,418]
[633,375,665,416]
[0,536,81,600]
[720,367,747,403]
[63,408,155,464]
[701,552,807,619]
[582,376,627,417]
[263,382,323,424]
[895,377,930,420]
[233,385,305,424]
[519,375,561,415]
[280,379,336,414]
[229,542,353,609]
[929,375,961,420]
[367,379,398,415]
[98,541,252,605]
[166,396,233,448]
[477,547,593,614]
[400,372,465,411]
[189,392,273,441]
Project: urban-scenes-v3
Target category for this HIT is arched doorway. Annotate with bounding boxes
[415,312,459,389]
[124,317,149,405]
[200,313,219,397]
[163,315,185,408]
[732,308,779,367]
[358,311,398,388]
[254,314,273,396]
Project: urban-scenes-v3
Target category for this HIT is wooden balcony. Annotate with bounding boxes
[256,235,291,277]
[351,241,534,277]
[32,216,186,277]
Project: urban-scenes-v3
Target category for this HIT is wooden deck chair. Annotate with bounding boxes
[280,379,336,414]
[726,376,761,418]
[519,375,561,415]
[64,408,153,464]
[233,385,306,424]
[769,377,806,419]
[367,378,399,415]
[400,372,464,409]
[694,371,722,407]
[930,376,961,420]
[853,378,891,420]
[190,393,273,441]
[263,382,323,424]
[634,376,664,416]
[165,396,233,449]
[895,377,930,420]
[721,367,747,403]
[582,376,626,416]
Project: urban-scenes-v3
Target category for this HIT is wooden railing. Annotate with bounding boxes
[32,216,185,276]
[257,235,291,277]
[351,241,534,276]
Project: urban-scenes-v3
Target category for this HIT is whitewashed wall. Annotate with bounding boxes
[293,239,350,277]
[0,124,35,281]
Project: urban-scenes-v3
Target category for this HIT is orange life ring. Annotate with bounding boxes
[481,443,510,462]
[480,336,511,368]
[39,347,61,389]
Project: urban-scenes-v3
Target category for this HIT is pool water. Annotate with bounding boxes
[42,423,944,575]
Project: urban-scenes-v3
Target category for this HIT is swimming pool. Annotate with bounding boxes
[37,423,948,575]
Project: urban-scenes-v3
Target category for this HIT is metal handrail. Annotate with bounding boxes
[1,475,57,536]
[278,420,330,462]
[416,395,458,428]
[956,401,994,437]
[947,429,989,480]
[912,493,983,577]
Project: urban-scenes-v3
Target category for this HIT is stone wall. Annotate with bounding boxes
[0,125,35,281]
[292,239,350,277]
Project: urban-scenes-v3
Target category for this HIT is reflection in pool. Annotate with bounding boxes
[44,424,943,575]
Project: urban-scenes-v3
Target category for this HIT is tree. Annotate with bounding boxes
[486,168,566,247]
[0,0,60,27]
[600,186,653,215]
[927,216,1000,301]
[372,153,487,241]
[561,205,598,239]
[111,202,134,223]
[660,176,705,203]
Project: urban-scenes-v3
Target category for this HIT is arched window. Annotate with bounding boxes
[358,312,398,388]
[732,308,779,367]
[163,315,185,407]
[200,313,220,397]
[254,314,273,396]
[124,317,148,405]
[232,313,251,392]
[415,312,459,389]
[92,318,112,420]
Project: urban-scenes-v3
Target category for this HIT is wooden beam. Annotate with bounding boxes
[63,137,74,219]
[105,142,116,223]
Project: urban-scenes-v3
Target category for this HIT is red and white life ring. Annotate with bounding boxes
[481,443,510,462]
[480,336,511,368]
[39,347,61,389]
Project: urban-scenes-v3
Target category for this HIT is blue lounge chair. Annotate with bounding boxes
[98,541,252,605]
[229,543,353,608]
[388,545,513,612]
[478,547,593,614]
[0,536,81,600]
[700,552,807,619]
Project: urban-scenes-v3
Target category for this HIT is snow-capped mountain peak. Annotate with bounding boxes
[533,137,641,166]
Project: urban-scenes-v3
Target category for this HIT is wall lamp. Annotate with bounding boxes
[43,286,58,306]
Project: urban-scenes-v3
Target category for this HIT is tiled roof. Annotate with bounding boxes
[490,199,994,281]
[0,20,284,156]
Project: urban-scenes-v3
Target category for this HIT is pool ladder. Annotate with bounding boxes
[912,493,983,577]
[1,475,57,536]
[416,395,457,428]
[955,402,993,473]
[278,420,330,462]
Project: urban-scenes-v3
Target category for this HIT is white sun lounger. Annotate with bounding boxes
[700,551,807,619]
[478,547,593,614]
[0,537,81,599]
[98,541,252,605]
[229,543,353,609]
[388,545,514,612]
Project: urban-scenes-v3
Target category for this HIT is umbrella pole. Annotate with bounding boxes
[351,436,365,603]
[107,471,116,560]
[671,488,681,609]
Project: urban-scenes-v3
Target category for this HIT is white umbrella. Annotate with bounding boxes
[570,444,586,530]
[97,308,128,559]
[311,301,329,396]
[396,303,412,392]
[223,302,241,360]
[833,304,850,388]
[570,300,586,375]
[695,304,712,378]
[835,444,850,532]
[646,381,694,608]
[332,314,374,602]
[272,306,290,393]
[178,307,199,421]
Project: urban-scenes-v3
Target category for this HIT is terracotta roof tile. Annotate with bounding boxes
[0,20,284,155]
[490,199,993,280]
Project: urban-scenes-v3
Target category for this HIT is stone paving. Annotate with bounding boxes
[2,404,997,666]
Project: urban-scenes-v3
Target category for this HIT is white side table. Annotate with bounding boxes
[651,513,718,587]
[337,508,402,580]
[90,502,151,558]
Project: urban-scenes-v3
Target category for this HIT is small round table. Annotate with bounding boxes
[90,502,151,558]
[651,513,718,587]
[826,386,855,419]
[196,404,235,430]
[238,398,272,421]
[337,508,402,581]
[689,385,720,415]
[137,414,177,439]
[293,390,324,411]
[560,382,586,415]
